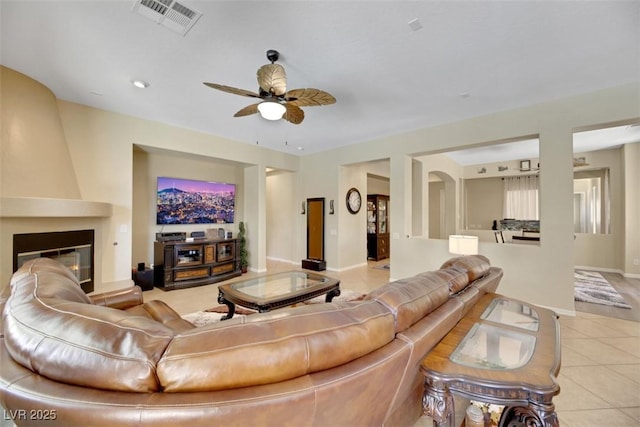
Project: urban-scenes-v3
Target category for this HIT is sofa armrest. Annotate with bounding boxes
[90,286,144,309]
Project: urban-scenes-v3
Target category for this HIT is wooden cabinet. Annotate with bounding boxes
[153,239,241,290]
[367,194,389,260]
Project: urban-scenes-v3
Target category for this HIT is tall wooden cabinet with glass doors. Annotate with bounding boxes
[367,194,389,261]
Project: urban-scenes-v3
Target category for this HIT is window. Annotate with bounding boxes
[503,175,539,220]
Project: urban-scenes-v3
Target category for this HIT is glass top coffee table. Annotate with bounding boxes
[421,293,561,427]
[217,271,341,320]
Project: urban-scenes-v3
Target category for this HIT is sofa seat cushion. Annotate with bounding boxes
[157,301,394,392]
[3,258,174,392]
[364,274,450,333]
[125,300,195,334]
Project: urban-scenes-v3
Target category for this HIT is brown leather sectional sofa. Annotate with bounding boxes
[1,255,502,426]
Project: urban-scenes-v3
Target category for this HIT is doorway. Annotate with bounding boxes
[306,198,325,260]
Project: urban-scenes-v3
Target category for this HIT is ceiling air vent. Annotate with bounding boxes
[132,0,202,36]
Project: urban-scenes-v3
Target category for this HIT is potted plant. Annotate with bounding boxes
[237,221,248,273]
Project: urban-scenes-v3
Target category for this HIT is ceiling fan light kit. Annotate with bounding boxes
[257,100,286,120]
[203,50,335,124]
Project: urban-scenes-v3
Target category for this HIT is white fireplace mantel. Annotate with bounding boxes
[0,197,112,218]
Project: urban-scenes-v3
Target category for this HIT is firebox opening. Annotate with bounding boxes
[13,230,95,293]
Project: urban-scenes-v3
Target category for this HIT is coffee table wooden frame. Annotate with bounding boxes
[420,293,561,427]
[217,271,341,320]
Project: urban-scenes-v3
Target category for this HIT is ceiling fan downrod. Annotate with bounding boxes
[266,49,279,64]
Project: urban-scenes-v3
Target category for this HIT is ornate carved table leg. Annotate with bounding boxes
[325,287,341,302]
[217,291,236,320]
[498,403,559,427]
[423,382,455,427]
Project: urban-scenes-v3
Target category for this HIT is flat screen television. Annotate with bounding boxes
[156,177,235,225]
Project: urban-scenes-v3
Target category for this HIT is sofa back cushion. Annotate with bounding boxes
[364,273,450,333]
[428,268,469,294]
[440,255,491,283]
[9,258,92,305]
[3,258,173,392]
[157,301,395,392]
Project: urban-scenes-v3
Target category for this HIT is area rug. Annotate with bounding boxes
[181,306,254,326]
[182,289,367,327]
[574,270,631,309]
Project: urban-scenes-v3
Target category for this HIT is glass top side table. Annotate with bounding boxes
[421,293,561,427]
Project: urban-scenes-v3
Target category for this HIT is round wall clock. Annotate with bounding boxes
[346,187,362,214]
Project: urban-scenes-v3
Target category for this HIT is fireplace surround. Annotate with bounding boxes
[13,230,95,293]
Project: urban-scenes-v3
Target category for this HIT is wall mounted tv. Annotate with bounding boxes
[156,177,235,225]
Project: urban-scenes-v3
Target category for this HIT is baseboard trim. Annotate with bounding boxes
[539,305,576,317]
[574,265,640,279]
[325,262,369,273]
[264,257,373,273]
[266,256,297,265]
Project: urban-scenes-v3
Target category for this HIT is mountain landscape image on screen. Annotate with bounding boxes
[156,177,235,225]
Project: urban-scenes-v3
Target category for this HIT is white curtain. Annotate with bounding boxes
[503,175,539,220]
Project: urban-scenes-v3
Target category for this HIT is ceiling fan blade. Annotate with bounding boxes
[233,103,260,117]
[203,82,261,98]
[285,88,336,107]
[283,104,304,124]
[257,64,287,96]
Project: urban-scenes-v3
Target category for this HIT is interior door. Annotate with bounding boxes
[306,198,325,260]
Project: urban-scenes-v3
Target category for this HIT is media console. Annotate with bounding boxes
[153,238,241,290]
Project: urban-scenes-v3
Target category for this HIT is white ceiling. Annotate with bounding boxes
[1,1,639,157]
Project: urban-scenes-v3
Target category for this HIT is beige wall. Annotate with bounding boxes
[55,100,299,286]
[0,66,80,199]
[464,177,503,230]
[300,83,640,315]
[367,175,390,196]
[2,66,638,313]
[623,142,640,274]
[266,170,298,264]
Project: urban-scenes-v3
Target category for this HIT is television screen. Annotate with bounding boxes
[156,177,235,225]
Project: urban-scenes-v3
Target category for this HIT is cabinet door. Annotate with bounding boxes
[175,245,203,267]
[217,242,235,262]
[378,198,388,234]
[204,245,216,263]
[367,198,376,234]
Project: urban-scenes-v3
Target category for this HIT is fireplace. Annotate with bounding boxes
[13,230,95,293]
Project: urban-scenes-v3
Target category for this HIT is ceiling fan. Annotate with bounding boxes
[203,50,336,124]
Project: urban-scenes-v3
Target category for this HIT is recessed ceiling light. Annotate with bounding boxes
[132,80,150,89]
[459,92,471,99]
[408,18,423,32]
[297,146,304,151]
